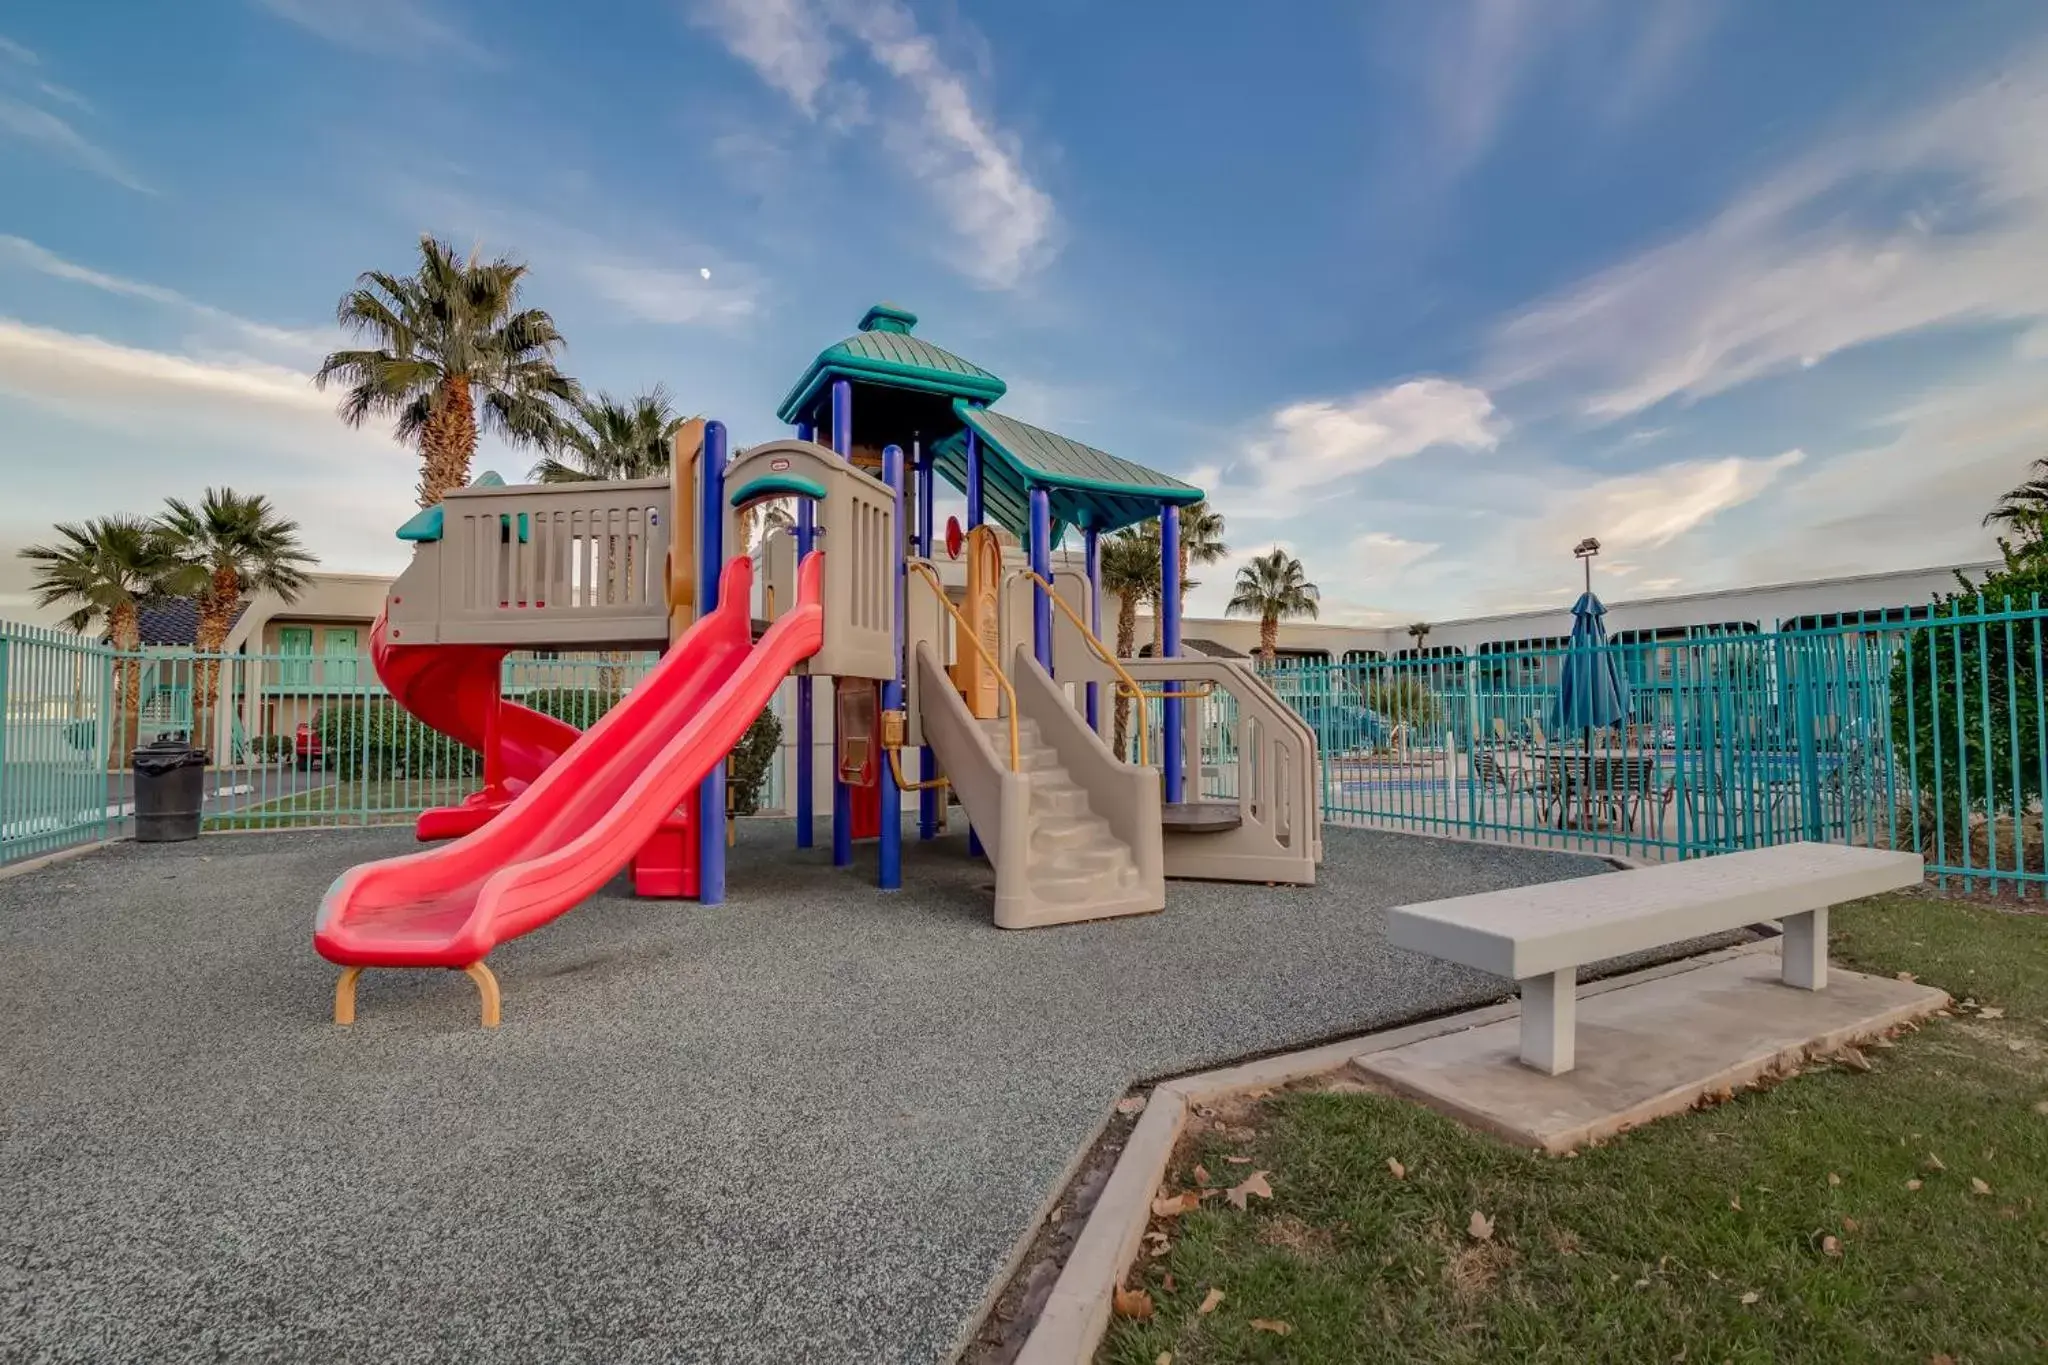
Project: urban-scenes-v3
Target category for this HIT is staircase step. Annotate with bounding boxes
[1031,813,1113,852]
[1029,856,1141,904]
[1029,783,1091,817]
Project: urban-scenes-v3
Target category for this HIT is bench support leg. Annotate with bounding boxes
[1519,968,1576,1075]
[1781,907,1827,991]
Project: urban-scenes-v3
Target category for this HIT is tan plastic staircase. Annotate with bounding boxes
[915,642,1164,929]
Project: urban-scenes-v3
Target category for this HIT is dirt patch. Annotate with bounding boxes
[1446,1241,1519,1302]
[1257,1213,1335,1260]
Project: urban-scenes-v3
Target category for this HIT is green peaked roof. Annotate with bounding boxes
[929,403,1203,543]
[774,302,1006,424]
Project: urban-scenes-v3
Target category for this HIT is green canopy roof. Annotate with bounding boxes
[929,403,1203,544]
[774,303,1006,425]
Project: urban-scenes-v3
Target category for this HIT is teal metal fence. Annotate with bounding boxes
[1,622,118,865]
[1262,599,2048,895]
[7,597,2045,894]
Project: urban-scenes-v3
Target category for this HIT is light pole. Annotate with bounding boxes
[1573,536,1601,597]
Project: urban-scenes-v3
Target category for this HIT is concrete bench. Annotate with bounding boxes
[1386,842,1924,1074]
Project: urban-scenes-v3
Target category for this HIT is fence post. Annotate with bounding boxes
[1463,664,1479,837]
[1794,642,1823,842]
[0,632,10,847]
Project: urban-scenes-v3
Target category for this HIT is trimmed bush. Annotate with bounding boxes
[518,687,624,729]
[729,709,783,816]
[314,700,480,781]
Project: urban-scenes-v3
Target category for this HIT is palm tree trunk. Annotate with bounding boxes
[1261,614,1278,668]
[191,575,238,762]
[418,375,479,506]
[109,602,141,766]
[1150,589,1164,655]
[1114,591,1138,760]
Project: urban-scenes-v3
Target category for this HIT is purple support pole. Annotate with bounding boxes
[879,444,905,889]
[964,420,984,860]
[697,421,729,903]
[831,380,854,869]
[794,420,816,849]
[1160,502,1184,804]
[1084,526,1101,732]
[1029,488,1053,671]
[915,441,939,840]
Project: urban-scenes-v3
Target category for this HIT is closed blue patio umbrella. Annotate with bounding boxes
[1549,591,1632,736]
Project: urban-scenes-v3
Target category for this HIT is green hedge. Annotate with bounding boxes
[519,687,624,729]
[314,700,481,781]
[729,709,782,816]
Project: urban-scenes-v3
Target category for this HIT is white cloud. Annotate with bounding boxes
[0,319,331,413]
[696,0,1057,289]
[1232,378,1501,497]
[0,235,328,355]
[1490,50,2048,418]
[0,32,37,66]
[252,0,485,60]
[691,0,836,115]
[0,96,149,193]
[1349,531,1440,578]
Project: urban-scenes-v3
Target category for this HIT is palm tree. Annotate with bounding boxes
[158,489,317,757]
[1099,528,1161,760]
[531,387,688,483]
[317,235,580,507]
[1984,459,2048,546]
[1175,499,1228,613]
[18,516,191,760]
[1227,547,1320,667]
[1407,621,1432,653]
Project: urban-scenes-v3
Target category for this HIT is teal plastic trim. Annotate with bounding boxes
[730,473,828,506]
[775,351,1007,424]
[393,470,510,543]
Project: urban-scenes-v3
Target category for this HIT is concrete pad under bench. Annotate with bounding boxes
[1356,951,1948,1153]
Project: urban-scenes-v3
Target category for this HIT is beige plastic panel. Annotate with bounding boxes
[912,641,1032,919]
[901,558,951,749]
[722,439,898,680]
[756,526,796,623]
[384,476,673,650]
[998,567,1092,684]
[1121,655,1323,886]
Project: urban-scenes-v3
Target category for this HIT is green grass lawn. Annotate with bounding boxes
[1102,894,2048,1364]
[203,779,479,830]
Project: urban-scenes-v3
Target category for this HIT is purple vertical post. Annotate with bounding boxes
[1160,502,1184,804]
[831,380,854,869]
[964,419,984,859]
[794,419,816,849]
[1029,487,1053,671]
[1084,525,1101,732]
[879,443,904,889]
[915,440,939,840]
[697,420,729,902]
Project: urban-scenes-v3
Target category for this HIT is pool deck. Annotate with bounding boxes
[1,822,1705,1363]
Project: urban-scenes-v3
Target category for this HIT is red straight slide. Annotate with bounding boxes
[316,551,823,972]
[369,617,582,840]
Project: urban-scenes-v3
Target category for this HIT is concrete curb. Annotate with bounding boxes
[1008,939,1777,1365]
[0,839,121,884]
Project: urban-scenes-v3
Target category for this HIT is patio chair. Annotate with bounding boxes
[1529,717,1549,748]
[1587,756,1669,832]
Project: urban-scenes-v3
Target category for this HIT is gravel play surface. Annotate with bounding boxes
[2,823,1635,1363]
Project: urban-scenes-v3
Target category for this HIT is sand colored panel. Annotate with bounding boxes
[952,526,1003,718]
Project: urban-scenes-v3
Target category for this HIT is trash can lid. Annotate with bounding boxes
[133,739,211,772]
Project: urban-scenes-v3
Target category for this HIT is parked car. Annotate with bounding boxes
[295,722,328,771]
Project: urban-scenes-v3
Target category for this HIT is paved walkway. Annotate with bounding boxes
[3,823,1630,1363]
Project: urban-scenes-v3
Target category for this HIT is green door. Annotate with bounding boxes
[323,628,359,686]
[278,627,313,686]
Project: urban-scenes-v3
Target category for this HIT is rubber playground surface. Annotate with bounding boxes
[4,822,1642,1363]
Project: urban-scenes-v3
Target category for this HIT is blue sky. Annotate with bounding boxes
[3,0,2045,628]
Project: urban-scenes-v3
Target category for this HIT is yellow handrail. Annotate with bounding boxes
[1020,570,1153,768]
[908,559,1020,771]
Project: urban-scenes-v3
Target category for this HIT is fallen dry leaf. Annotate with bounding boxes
[1828,1172,1842,1187]
[1161,1273,1176,1293]
[1386,1158,1406,1180]
[1249,1319,1292,1336]
[1224,1155,1252,1165]
[1198,1287,1224,1315]
[1980,1007,2005,1020]
[1155,1354,1173,1365]
[1838,1047,1872,1073]
[1192,1164,1211,1187]
[1151,1192,1200,1218]
[1896,971,1918,982]
[1931,1355,1956,1365]
[1740,1290,1761,1305]
[1116,1096,1147,1116]
[1226,1170,1273,1211]
[1971,1177,1992,1195]
[1906,1179,1924,1191]
[1113,1287,1154,1320]
[2034,1100,2048,1116]
[1821,1235,1843,1258]
[1148,1239,1172,1259]
[1843,1216,1861,1232]
[1730,1196,1742,1211]
[1468,1210,1495,1242]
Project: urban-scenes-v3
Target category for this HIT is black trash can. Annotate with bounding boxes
[133,737,210,843]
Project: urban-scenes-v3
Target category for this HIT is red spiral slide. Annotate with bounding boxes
[369,619,583,841]
[316,552,823,988]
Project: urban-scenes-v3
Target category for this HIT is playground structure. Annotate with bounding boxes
[315,304,1322,1025]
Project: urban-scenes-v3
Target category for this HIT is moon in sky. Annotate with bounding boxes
[700,267,712,280]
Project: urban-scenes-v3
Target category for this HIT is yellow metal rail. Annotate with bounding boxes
[1024,571,1217,768]
[908,559,1020,771]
